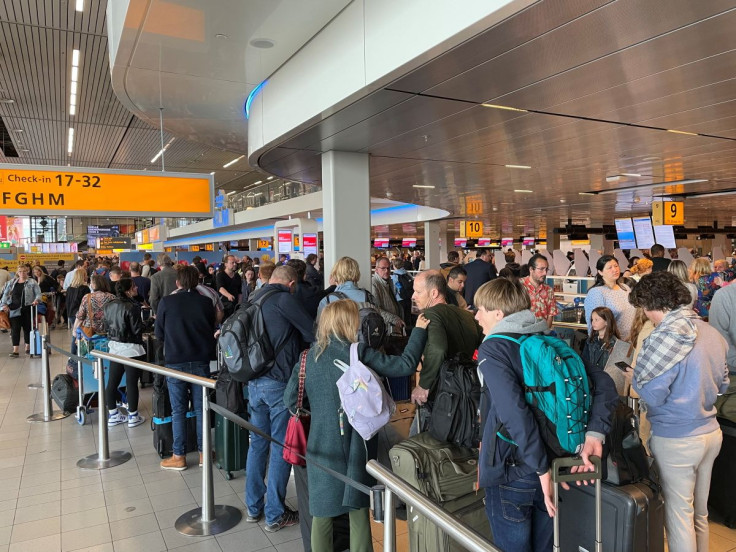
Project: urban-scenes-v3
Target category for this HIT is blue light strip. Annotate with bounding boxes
[245,80,268,119]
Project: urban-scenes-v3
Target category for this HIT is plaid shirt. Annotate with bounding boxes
[521,276,558,320]
[635,306,698,386]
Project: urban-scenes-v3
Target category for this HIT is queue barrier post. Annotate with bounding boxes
[175,384,242,536]
[27,335,70,423]
[77,357,132,469]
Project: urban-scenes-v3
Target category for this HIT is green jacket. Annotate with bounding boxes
[419,303,483,391]
[284,328,427,517]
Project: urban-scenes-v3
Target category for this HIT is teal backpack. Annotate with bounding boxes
[487,334,591,456]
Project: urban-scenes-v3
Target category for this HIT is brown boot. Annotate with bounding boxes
[160,454,187,471]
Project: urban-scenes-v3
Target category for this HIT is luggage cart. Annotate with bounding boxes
[74,333,126,425]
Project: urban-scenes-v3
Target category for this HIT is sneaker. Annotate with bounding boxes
[107,411,127,427]
[116,400,129,411]
[264,508,299,533]
[198,450,214,467]
[127,413,145,428]
[245,511,263,523]
[8,352,18,358]
[160,454,187,471]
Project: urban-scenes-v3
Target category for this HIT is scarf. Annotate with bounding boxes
[635,306,698,386]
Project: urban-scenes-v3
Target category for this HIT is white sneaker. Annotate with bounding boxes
[108,411,127,427]
[127,413,146,428]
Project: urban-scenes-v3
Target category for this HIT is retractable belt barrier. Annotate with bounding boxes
[26,335,71,423]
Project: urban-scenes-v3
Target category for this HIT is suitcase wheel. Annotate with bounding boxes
[225,471,232,481]
[76,409,86,425]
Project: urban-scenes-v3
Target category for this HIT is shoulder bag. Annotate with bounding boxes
[283,350,310,466]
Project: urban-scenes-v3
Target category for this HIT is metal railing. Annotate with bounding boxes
[365,460,501,552]
[26,335,70,423]
[89,351,242,537]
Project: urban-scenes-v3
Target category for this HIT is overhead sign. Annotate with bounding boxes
[463,220,483,238]
[652,201,684,225]
[293,234,300,251]
[257,239,271,250]
[98,237,132,249]
[18,253,76,263]
[0,164,213,216]
[465,195,483,215]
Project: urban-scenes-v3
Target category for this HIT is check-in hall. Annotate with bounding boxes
[0,1,735,551]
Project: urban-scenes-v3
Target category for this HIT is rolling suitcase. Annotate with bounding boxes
[152,411,198,458]
[389,432,491,552]
[29,304,43,358]
[214,412,248,479]
[51,374,78,413]
[708,417,736,527]
[554,456,664,552]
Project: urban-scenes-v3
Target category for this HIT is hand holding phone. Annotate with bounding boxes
[614,361,632,372]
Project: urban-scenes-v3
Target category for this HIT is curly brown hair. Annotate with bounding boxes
[628,271,692,312]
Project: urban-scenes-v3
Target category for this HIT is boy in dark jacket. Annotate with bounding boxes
[473,278,617,552]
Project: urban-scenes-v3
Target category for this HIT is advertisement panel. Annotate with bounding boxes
[302,234,318,256]
[277,229,292,254]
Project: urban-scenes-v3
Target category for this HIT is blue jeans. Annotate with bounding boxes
[485,472,553,552]
[245,377,291,525]
[166,362,208,456]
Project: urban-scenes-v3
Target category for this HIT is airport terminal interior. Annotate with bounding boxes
[1,0,736,550]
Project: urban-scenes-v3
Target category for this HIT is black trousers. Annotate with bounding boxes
[10,307,32,347]
[106,355,144,412]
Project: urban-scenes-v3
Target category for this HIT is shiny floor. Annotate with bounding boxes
[0,327,733,552]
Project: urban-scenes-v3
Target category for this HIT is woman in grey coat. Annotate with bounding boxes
[1,265,42,356]
[285,299,429,552]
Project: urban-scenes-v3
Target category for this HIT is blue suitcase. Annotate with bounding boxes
[29,304,43,358]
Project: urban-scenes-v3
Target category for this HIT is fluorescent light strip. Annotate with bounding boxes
[481,104,528,113]
[266,176,273,180]
[150,137,175,163]
[67,128,74,154]
[621,173,642,177]
[223,155,245,168]
[72,49,80,66]
[253,180,262,185]
[687,190,736,200]
[75,0,84,11]
[71,66,78,82]
[593,179,708,196]
[505,164,532,169]
[667,129,699,136]
[69,50,80,116]
[413,184,435,189]
[514,189,533,193]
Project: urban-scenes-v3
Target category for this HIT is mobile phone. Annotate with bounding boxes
[614,361,632,372]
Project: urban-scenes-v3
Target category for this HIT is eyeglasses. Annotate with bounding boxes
[376,266,390,271]
[533,266,549,272]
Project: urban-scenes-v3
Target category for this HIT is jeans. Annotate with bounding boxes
[245,377,291,525]
[166,362,208,456]
[650,429,723,552]
[485,472,553,552]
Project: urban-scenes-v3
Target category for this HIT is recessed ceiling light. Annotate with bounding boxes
[514,189,533,193]
[592,178,707,195]
[481,104,528,113]
[223,155,244,168]
[250,38,275,49]
[75,0,84,11]
[72,49,80,66]
[20,149,29,153]
[253,180,263,185]
[210,172,215,176]
[667,129,699,136]
[266,176,273,180]
[215,34,228,40]
[605,176,620,183]
[621,173,642,177]
[14,129,22,133]
[413,184,435,189]
[0,98,14,104]
[505,164,532,170]
[578,192,595,196]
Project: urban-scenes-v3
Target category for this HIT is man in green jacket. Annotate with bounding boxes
[410,270,483,408]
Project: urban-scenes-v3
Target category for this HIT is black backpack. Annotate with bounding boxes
[428,353,481,448]
[396,273,414,305]
[603,399,650,485]
[327,290,388,350]
[215,344,247,415]
[218,289,284,383]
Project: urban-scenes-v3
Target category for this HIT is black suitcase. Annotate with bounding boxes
[51,374,78,413]
[152,374,171,419]
[708,417,736,527]
[152,412,198,458]
[554,457,664,552]
[214,413,248,479]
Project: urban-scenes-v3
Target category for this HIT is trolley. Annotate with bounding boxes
[73,333,126,425]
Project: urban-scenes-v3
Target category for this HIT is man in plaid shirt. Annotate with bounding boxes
[521,254,558,328]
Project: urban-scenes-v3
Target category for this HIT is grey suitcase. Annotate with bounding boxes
[554,457,664,552]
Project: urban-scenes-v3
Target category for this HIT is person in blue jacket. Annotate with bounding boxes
[474,278,618,552]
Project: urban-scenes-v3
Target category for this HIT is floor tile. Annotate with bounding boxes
[61,507,109,532]
[13,501,60,524]
[61,493,107,515]
[108,512,160,541]
[60,523,112,552]
[106,497,153,523]
[170,539,224,552]
[149,489,197,512]
[10,516,61,543]
[8,533,60,552]
[103,485,148,506]
[111,530,166,552]
[216,526,274,552]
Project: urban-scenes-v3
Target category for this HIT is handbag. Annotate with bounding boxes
[81,295,95,337]
[283,350,310,467]
[0,310,9,330]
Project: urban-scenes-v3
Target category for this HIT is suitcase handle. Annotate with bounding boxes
[552,456,602,552]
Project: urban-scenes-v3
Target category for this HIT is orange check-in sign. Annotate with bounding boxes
[0,164,213,216]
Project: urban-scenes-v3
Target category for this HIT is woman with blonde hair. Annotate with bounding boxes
[284,299,429,552]
[668,260,697,308]
[316,256,371,319]
[689,257,720,317]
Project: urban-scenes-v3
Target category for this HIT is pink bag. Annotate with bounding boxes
[283,351,310,466]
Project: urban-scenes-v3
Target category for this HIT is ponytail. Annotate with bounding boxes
[115,278,135,299]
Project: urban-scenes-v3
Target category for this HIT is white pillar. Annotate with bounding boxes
[322,151,371,289]
[424,221,441,270]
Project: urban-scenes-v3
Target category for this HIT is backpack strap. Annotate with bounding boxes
[326,291,349,304]
[349,341,360,366]
[248,288,290,363]
[485,334,522,345]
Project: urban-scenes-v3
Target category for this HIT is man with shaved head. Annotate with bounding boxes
[410,270,483,423]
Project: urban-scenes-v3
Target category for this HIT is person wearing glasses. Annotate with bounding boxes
[521,254,558,328]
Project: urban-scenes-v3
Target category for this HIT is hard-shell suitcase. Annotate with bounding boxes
[555,457,665,552]
[389,432,491,551]
[51,374,78,413]
[708,417,736,527]
[29,304,43,358]
[214,412,248,480]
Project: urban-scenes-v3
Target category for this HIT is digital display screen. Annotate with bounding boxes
[302,233,318,256]
[614,218,637,249]
[402,238,417,248]
[277,229,292,254]
[373,238,389,248]
[501,237,514,248]
[477,238,491,247]
[653,225,677,249]
[632,216,655,249]
[523,237,535,247]
[454,238,467,248]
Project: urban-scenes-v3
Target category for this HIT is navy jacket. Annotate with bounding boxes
[477,333,617,488]
[258,283,315,383]
[154,289,216,364]
[463,259,497,308]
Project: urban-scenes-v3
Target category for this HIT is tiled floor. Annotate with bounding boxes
[1,327,735,552]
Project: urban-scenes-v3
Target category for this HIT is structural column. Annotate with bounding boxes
[424,221,441,271]
[322,151,371,289]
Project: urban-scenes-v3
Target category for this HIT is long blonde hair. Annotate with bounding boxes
[315,299,359,359]
[688,257,712,282]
